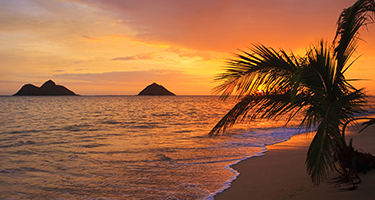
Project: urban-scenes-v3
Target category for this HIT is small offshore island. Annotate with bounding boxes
[138,82,175,96]
[13,80,77,96]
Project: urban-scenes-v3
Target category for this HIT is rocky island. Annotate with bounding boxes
[13,80,77,96]
[138,82,175,96]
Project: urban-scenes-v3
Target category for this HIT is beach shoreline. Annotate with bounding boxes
[214,125,375,200]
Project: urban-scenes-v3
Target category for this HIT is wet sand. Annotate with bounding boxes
[215,125,375,200]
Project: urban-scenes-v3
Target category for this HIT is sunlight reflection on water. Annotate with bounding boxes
[3,96,371,199]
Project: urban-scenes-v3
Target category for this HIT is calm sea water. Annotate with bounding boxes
[1,96,372,199]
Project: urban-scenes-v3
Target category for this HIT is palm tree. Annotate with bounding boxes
[210,0,375,186]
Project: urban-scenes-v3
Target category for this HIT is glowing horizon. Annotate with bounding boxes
[1,0,374,95]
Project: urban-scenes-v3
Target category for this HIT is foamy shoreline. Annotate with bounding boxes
[208,127,313,200]
[214,125,375,200]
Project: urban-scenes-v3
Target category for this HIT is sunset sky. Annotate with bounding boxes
[1,0,374,95]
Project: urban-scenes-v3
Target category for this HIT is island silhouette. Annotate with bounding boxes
[13,80,77,96]
[138,82,175,96]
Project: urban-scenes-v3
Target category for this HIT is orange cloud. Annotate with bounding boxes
[82,35,101,42]
[75,0,356,52]
[112,53,155,61]
[1,0,374,96]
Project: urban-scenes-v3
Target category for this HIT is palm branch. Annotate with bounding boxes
[210,0,374,185]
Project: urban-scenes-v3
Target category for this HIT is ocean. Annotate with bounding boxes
[1,95,371,199]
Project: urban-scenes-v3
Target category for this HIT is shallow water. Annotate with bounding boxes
[0,95,359,199]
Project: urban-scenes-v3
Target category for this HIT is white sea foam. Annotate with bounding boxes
[207,127,309,199]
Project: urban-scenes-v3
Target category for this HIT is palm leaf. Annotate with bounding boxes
[306,113,336,185]
[360,118,375,132]
[213,44,300,100]
[334,0,375,72]
[210,0,373,186]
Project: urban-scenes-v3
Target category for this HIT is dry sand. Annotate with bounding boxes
[214,125,375,200]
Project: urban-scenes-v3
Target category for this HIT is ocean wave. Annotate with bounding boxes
[79,143,108,148]
[7,129,41,134]
[209,152,267,199]
[207,127,312,199]
[0,140,35,148]
[101,120,121,125]
[11,150,36,155]
[151,113,179,117]
[62,124,99,132]
[2,95,359,200]
[155,153,173,161]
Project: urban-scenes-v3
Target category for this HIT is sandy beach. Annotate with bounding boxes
[215,125,375,200]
